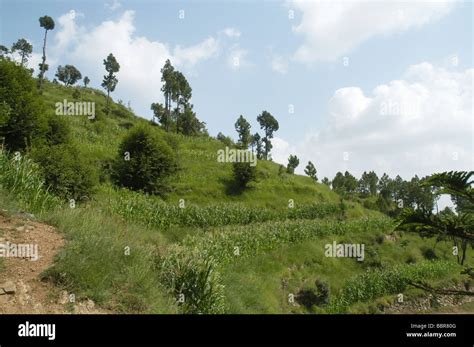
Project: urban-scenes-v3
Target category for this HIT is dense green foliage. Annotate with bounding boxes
[55,64,82,86]
[112,126,178,194]
[0,58,48,151]
[232,161,257,188]
[32,144,98,201]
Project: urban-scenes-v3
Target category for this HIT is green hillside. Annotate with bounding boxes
[0,66,472,314]
[42,81,343,208]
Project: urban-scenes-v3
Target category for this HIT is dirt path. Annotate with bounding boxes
[0,210,108,314]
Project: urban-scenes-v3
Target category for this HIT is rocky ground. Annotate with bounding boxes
[0,210,108,314]
[387,283,474,314]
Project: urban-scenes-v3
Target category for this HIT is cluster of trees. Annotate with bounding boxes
[2,15,122,114]
[0,54,178,199]
[271,153,317,181]
[0,15,55,89]
[222,111,280,161]
[226,112,280,188]
[320,170,436,215]
[151,60,206,136]
[0,57,97,201]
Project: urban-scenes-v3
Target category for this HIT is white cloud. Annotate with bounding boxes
[271,55,289,74]
[173,37,220,67]
[54,10,83,52]
[221,27,241,38]
[105,0,122,11]
[227,44,251,70]
[272,62,473,184]
[290,0,457,63]
[41,10,241,117]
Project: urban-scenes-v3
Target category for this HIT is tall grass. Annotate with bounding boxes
[180,216,394,266]
[0,150,60,214]
[42,207,176,313]
[158,250,225,314]
[158,216,393,313]
[107,187,342,229]
[328,260,459,313]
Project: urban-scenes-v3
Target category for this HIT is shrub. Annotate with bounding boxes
[0,58,48,151]
[232,161,256,188]
[216,132,234,147]
[158,250,225,314]
[422,247,438,260]
[44,115,71,146]
[113,126,178,195]
[72,88,80,99]
[32,144,98,201]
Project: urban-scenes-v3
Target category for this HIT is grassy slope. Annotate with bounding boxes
[222,229,462,313]
[42,81,341,209]
[1,81,469,314]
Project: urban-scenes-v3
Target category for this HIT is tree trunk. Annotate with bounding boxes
[39,30,48,89]
[107,89,110,114]
[461,239,467,265]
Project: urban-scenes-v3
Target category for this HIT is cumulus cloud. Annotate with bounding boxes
[290,0,457,63]
[54,10,83,52]
[272,62,473,185]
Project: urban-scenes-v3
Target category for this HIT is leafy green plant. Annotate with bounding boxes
[0,150,60,213]
[158,250,225,314]
[112,126,178,195]
[31,144,98,201]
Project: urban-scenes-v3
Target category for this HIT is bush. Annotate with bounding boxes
[44,115,71,146]
[32,144,98,201]
[0,58,48,151]
[113,126,177,194]
[159,251,225,314]
[232,162,256,188]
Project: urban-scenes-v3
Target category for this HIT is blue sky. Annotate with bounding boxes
[1,0,472,194]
